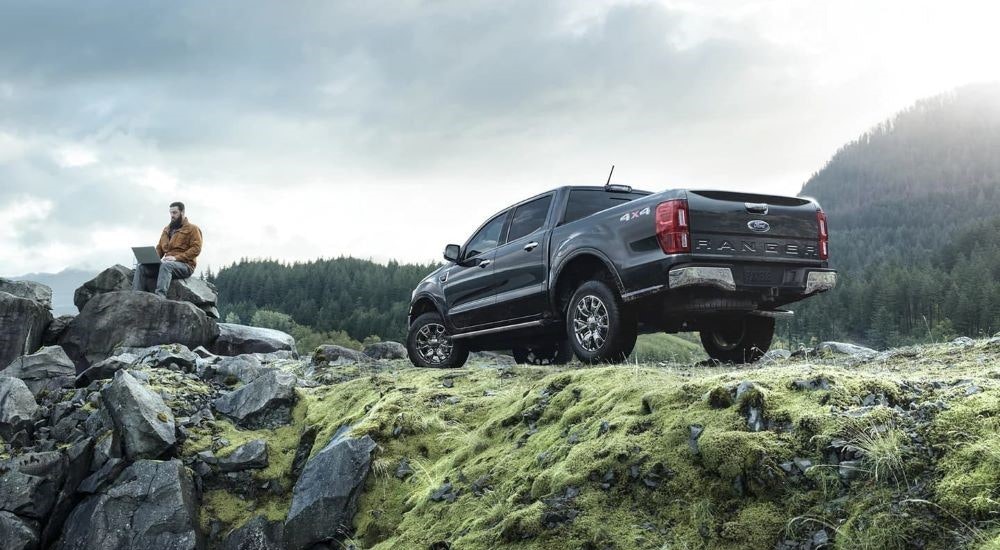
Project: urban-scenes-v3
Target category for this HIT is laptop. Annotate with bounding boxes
[132,246,161,265]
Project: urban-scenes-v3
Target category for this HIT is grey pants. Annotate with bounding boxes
[132,261,193,296]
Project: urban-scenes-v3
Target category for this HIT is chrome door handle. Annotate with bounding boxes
[479,259,492,268]
[523,242,538,252]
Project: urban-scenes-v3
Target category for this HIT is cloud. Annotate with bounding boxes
[1,0,998,275]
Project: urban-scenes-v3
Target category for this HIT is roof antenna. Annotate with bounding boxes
[603,165,631,193]
[604,164,615,187]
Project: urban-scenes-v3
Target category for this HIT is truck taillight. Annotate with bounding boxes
[817,209,829,260]
[656,199,690,254]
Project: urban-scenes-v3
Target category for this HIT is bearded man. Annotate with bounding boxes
[132,201,203,297]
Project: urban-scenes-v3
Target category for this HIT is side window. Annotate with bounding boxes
[562,190,642,225]
[464,212,507,259]
[506,196,552,243]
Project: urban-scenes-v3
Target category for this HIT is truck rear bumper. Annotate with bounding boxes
[667,264,837,294]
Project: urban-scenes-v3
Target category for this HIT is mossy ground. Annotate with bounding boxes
[187,338,1000,549]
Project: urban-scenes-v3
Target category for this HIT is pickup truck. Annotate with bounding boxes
[406,184,836,368]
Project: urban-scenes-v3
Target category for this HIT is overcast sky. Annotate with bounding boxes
[2,0,999,276]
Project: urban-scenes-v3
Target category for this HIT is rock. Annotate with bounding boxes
[100,370,176,460]
[197,355,267,385]
[688,424,704,455]
[75,353,139,387]
[0,469,59,519]
[56,459,201,550]
[759,349,791,363]
[221,515,284,550]
[0,278,52,310]
[363,341,407,360]
[3,346,76,397]
[0,292,52,369]
[213,370,297,429]
[951,336,975,347]
[0,376,39,439]
[395,458,414,480]
[218,440,268,472]
[167,277,219,315]
[0,511,40,550]
[209,323,296,357]
[39,438,96,547]
[470,351,517,365]
[311,344,370,367]
[148,344,199,370]
[284,432,377,550]
[73,265,133,312]
[814,341,878,359]
[59,291,219,370]
[42,315,75,346]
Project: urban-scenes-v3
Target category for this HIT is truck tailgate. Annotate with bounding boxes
[685,190,823,263]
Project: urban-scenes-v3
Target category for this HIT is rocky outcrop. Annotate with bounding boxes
[0,292,52,369]
[3,346,76,398]
[0,376,39,439]
[56,459,201,550]
[75,265,220,319]
[100,370,176,460]
[0,278,53,310]
[284,432,377,550]
[59,291,219,369]
[208,323,296,357]
[221,515,284,550]
[363,341,407,360]
[212,370,297,429]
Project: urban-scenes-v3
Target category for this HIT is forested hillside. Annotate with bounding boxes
[782,83,1000,348]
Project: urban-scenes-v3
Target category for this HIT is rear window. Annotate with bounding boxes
[562,189,646,225]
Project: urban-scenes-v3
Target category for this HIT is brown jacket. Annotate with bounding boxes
[156,218,203,268]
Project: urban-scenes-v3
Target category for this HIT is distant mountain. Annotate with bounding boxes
[11,268,98,316]
[783,83,1000,347]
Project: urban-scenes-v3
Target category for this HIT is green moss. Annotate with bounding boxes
[719,501,787,550]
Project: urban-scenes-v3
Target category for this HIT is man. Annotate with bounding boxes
[132,202,203,298]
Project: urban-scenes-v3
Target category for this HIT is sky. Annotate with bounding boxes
[2,0,999,276]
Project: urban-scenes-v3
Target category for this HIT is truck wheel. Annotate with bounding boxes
[407,312,469,368]
[566,280,637,364]
[699,316,774,363]
[512,339,574,365]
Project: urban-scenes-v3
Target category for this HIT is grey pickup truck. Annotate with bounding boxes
[406,184,836,367]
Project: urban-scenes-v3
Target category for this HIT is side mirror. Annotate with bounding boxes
[443,244,461,263]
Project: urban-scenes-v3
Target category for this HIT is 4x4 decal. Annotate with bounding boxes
[619,207,651,222]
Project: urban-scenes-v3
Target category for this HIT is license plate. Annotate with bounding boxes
[744,269,778,284]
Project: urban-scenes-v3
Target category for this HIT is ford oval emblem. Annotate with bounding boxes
[747,220,770,233]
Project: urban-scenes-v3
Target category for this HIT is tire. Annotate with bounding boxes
[699,316,775,363]
[407,312,469,368]
[565,280,637,364]
[512,339,574,365]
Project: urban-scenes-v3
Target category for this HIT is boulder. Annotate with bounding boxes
[363,341,407,360]
[75,353,139,387]
[209,323,296,357]
[0,451,66,521]
[213,370,297,429]
[0,376,39,439]
[284,432,377,550]
[197,355,267,386]
[311,345,370,366]
[3,346,76,397]
[813,341,878,359]
[56,459,201,550]
[0,511,39,550]
[167,278,219,319]
[0,278,52,310]
[76,264,219,318]
[101,370,176,460]
[147,344,199,370]
[0,292,52,369]
[218,439,268,472]
[59,291,219,370]
[42,315,75,346]
[73,265,133,312]
[221,515,284,550]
